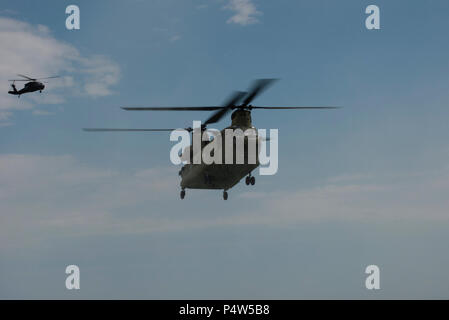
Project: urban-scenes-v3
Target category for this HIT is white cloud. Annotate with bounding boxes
[0,154,180,249]
[28,93,65,105]
[2,153,449,250]
[0,17,120,124]
[225,0,261,26]
[0,111,12,121]
[79,55,120,97]
[169,35,181,43]
[152,27,182,44]
[239,170,449,223]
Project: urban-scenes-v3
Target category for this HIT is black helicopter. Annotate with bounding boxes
[8,74,59,97]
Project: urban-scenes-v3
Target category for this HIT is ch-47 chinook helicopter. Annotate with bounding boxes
[8,74,59,97]
[84,79,339,200]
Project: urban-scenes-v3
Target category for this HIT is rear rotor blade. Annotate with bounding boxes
[249,106,341,109]
[203,91,246,126]
[241,79,278,106]
[122,106,222,111]
[83,128,180,132]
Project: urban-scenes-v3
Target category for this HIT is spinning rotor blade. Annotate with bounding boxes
[36,76,60,80]
[249,106,341,109]
[122,106,222,111]
[83,128,182,132]
[203,91,246,126]
[16,74,59,81]
[17,74,35,80]
[95,80,339,134]
[241,79,278,106]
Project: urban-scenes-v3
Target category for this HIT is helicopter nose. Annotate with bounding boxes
[41,84,45,90]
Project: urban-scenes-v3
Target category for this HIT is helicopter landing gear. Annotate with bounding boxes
[245,174,255,186]
[223,190,228,200]
[40,90,42,93]
[180,189,186,199]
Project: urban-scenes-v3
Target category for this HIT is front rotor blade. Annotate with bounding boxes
[122,106,223,111]
[17,74,35,81]
[203,91,246,126]
[36,76,60,80]
[249,106,341,109]
[241,79,278,106]
[83,128,179,132]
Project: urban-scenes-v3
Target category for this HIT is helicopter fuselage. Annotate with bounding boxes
[179,109,259,191]
[8,81,45,96]
[180,162,259,190]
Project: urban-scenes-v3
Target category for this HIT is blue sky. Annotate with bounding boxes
[1,0,449,298]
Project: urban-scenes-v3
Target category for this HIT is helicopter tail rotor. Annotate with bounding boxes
[8,82,18,94]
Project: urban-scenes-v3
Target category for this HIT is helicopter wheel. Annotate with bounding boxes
[250,176,255,185]
[223,191,228,200]
[40,90,42,93]
[245,176,250,185]
[180,189,186,199]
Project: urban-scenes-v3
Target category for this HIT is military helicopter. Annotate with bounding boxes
[84,79,339,200]
[8,74,59,97]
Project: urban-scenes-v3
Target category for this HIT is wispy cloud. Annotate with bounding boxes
[0,9,17,16]
[2,152,449,250]
[0,111,12,126]
[0,154,178,249]
[0,111,12,121]
[31,109,55,116]
[152,27,182,44]
[80,55,120,97]
[169,35,181,43]
[224,0,261,26]
[0,17,120,124]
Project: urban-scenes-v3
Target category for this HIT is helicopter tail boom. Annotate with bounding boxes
[8,83,19,95]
